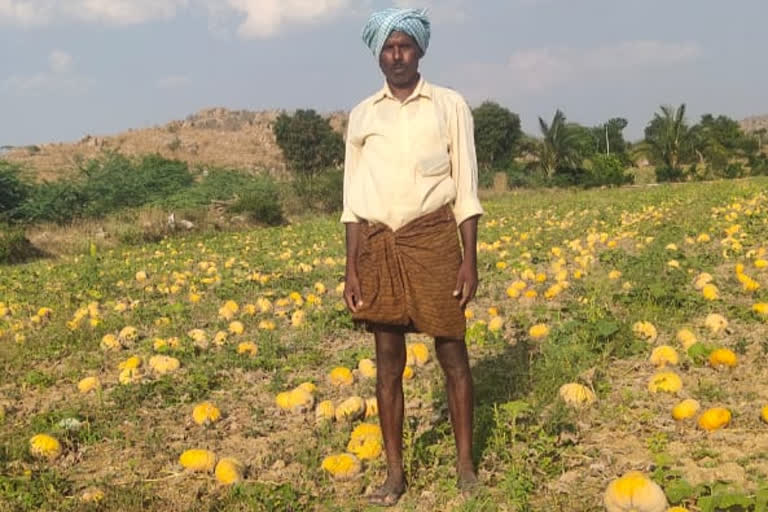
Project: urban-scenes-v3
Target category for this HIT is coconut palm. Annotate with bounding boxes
[536,110,583,176]
[644,104,693,170]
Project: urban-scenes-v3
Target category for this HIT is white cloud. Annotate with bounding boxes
[1,48,89,94]
[49,49,72,73]
[0,0,188,26]
[393,0,466,23]
[508,40,702,92]
[218,0,351,39]
[155,74,189,89]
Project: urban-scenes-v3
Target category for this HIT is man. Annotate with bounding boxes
[341,7,484,506]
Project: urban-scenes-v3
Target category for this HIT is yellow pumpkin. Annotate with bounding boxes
[671,399,700,421]
[406,343,430,366]
[315,400,335,424]
[365,397,379,418]
[335,396,365,422]
[329,367,354,387]
[117,355,142,370]
[77,376,101,394]
[29,434,62,460]
[558,383,596,407]
[632,321,658,343]
[358,359,377,379]
[347,423,383,460]
[215,457,245,485]
[80,487,105,503]
[192,402,221,426]
[402,366,415,381]
[704,313,728,334]
[675,329,697,350]
[237,341,258,357]
[275,388,315,413]
[179,449,216,472]
[647,372,682,394]
[698,407,731,431]
[761,405,768,424]
[649,346,679,368]
[708,348,737,368]
[528,323,550,340]
[321,453,361,481]
[148,355,180,375]
[603,471,668,512]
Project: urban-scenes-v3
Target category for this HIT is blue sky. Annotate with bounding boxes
[2,0,767,146]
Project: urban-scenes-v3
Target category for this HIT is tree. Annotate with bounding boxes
[472,101,522,169]
[536,110,584,177]
[0,160,29,222]
[644,104,694,170]
[273,110,344,175]
[591,118,629,157]
[689,114,759,173]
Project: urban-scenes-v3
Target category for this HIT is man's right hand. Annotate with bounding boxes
[344,269,363,313]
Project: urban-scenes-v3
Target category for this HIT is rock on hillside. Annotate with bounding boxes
[4,108,348,181]
[740,114,768,133]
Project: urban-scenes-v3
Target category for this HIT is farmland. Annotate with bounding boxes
[2,178,768,511]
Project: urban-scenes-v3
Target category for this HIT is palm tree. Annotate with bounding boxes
[536,110,583,176]
[644,104,691,169]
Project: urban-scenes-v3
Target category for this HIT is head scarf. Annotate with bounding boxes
[361,8,431,60]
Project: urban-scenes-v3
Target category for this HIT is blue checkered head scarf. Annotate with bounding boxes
[362,8,431,59]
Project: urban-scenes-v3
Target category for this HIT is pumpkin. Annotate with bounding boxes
[77,376,101,394]
[215,457,245,485]
[603,471,668,512]
[529,323,550,340]
[698,407,731,431]
[100,334,121,351]
[708,348,737,368]
[329,367,354,387]
[675,329,697,350]
[321,453,362,481]
[179,449,216,472]
[80,487,105,503]
[693,272,713,290]
[315,400,335,424]
[192,402,221,426]
[753,302,768,318]
[296,382,317,394]
[335,396,365,422]
[275,388,314,413]
[118,355,142,371]
[647,372,682,394]
[406,343,430,366]
[761,405,768,424]
[358,359,377,379]
[701,284,719,301]
[632,321,658,343]
[347,423,383,460]
[402,366,415,381]
[666,507,690,512]
[118,326,139,345]
[118,367,143,385]
[704,313,728,334]
[148,355,180,375]
[237,341,258,357]
[488,316,504,333]
[558,383,596,407]
[649,346,679,368]
[671,399,700,421]
[29,434,62,460]
[228,321,245,335]
[365,397,379,418]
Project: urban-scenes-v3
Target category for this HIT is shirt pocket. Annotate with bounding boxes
[416,153,451,177]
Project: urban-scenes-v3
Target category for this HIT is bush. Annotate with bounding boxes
[0,226,41,264]
[722,162,745,179]
[655,166,686,183]
[313,169,344,213]
[274,110,344,175]
[229,176,284,225]
[160,167,259,209]
[16,181,87,224]
[584,154,634,188]
[0,161,29,222]
[472,102,522,170]
[505,163,548,188]
[80,153,194,216]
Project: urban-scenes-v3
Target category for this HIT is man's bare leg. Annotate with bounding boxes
[435,336,477,489]
[370,327,407,505]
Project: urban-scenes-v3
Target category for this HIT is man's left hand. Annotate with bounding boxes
[453,260,478,308]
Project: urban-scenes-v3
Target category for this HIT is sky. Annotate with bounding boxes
[1,0,767,146]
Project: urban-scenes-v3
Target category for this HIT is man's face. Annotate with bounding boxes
[379,31,422,88]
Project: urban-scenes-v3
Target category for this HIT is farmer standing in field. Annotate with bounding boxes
[342,7,483,506]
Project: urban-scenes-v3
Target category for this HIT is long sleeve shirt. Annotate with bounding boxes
[341,78,483,231]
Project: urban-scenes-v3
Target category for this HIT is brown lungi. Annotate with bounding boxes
[352,204,466,339]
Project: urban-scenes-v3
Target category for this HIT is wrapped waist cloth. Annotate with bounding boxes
[353,204,466,339]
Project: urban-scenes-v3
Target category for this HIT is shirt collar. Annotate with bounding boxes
[373,77,432,105]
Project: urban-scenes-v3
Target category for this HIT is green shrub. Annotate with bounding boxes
[0,161,29,222]
[273,110,344,175]
[229,176,284,225]
[584,154,634,188]
[80,153,193,216]
[16,181,87,224]
[0,226,41,264]
[722,162,745,179]
[655,166,686,183]
[313,169,344,213]
[160,167,258,209]
[505,163,548,188]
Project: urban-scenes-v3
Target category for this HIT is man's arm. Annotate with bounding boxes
[454,215,479,308]
[344,222,364,312]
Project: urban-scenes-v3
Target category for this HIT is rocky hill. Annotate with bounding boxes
[3,108,348,181]
[740,115,768,133]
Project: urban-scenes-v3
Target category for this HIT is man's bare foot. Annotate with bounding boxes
[368,474,406,507]
[457,463,479,493]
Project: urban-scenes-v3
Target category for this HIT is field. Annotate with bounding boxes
[2,178,768,511]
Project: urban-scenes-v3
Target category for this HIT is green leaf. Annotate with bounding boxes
[664,479,695,504]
